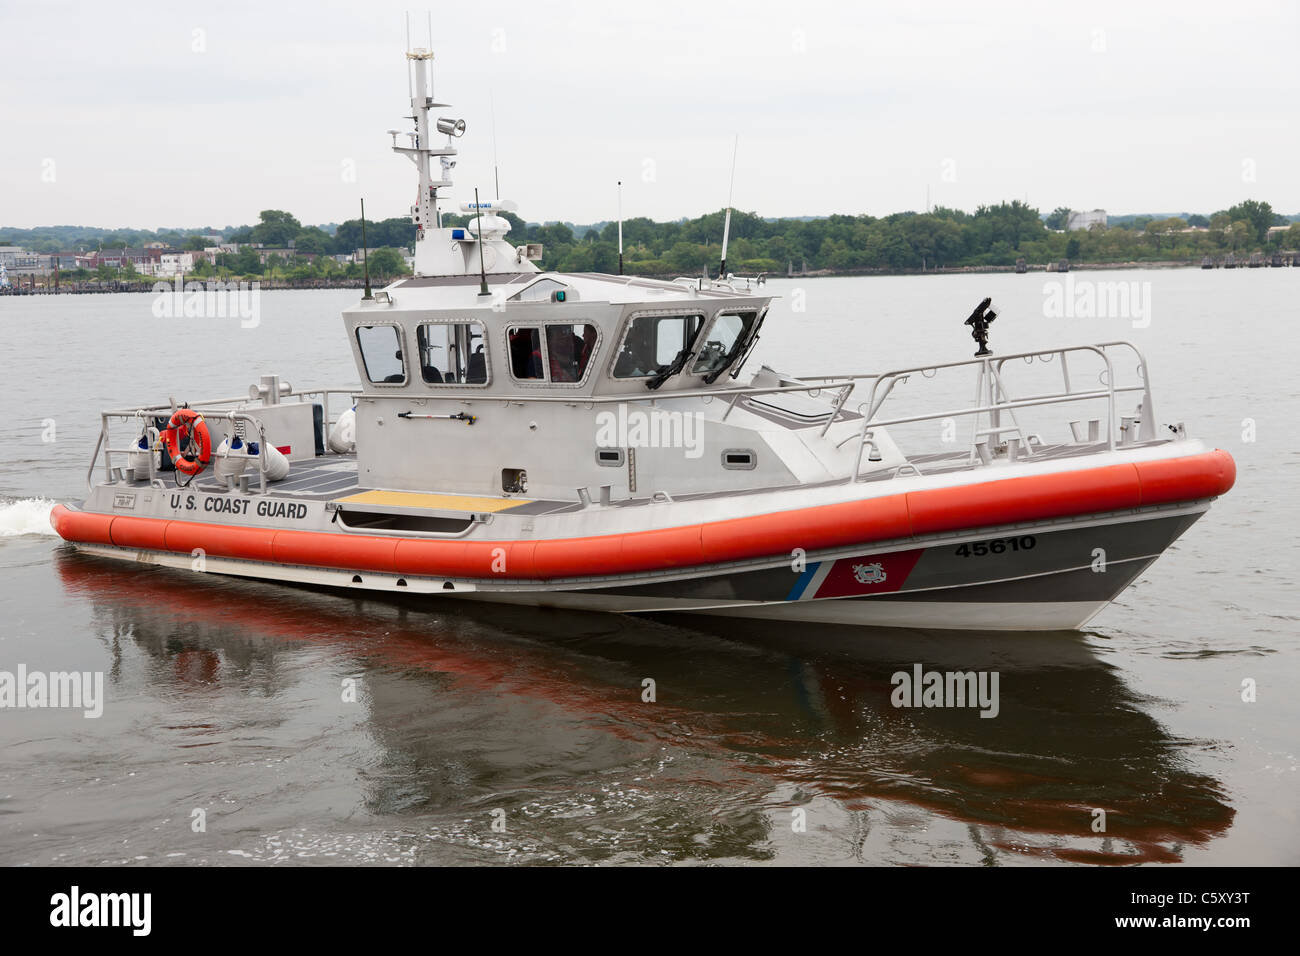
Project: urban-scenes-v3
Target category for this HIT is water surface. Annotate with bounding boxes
[0,270,1295,865]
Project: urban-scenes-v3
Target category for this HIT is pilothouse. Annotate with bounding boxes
[51,43,1236,631]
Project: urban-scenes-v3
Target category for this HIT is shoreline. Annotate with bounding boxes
[1,259,1293,295]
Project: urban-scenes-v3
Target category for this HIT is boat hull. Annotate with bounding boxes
[50,446,1234,631]
[58,503,1204,631]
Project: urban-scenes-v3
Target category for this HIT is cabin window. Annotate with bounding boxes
[416,321,488,385]
[355,325,405,384]
[507,326,544,379]
[613,313,704,378]
[692,312,758,377]
[545,323,598,382]
[508,324,599,382]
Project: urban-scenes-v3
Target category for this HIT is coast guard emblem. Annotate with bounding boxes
[852,562,886,585]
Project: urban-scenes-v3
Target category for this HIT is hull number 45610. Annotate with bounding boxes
[954,536,1036,557]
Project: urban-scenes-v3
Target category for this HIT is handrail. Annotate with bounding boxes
[100,387,361,425]
[848,341,1153,482]
[88,393,362,496]
[86,341,1155,495]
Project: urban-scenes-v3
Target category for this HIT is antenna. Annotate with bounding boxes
[490,91,500,198]
[718,134,738,279]
[474,187,491,297]
[405,14,412,97]
[617,180,624,276]
[360,198,372,300]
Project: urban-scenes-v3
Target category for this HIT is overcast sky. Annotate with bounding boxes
[2,0,1296,230]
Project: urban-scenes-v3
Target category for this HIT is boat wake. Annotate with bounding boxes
[0,498,58,537]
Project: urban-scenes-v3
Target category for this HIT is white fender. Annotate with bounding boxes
[214,434,249,481]
[253,442,291,482]
[127,426,159,474]
[327,406,357,454]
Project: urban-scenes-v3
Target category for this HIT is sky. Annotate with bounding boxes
[1,0,1297,230]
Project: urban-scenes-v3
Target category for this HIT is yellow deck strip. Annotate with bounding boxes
[335,490,529,513]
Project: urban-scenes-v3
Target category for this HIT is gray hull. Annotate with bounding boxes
[68,505,1204,631]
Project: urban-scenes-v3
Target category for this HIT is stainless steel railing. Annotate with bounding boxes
[89,389,361,494]
[86,342,1155,494]
[845,341,1154,481]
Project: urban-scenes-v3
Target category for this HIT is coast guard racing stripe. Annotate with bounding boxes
[811,548,924,599]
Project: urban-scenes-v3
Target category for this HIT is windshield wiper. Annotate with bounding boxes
[645,321,707,390]
[703,312,766,385]
[646,347,692,390]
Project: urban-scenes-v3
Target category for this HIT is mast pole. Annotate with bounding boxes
[360,198,372,300]
[617,180,624,276]
[475,188,491,297]
[718,134,738,279]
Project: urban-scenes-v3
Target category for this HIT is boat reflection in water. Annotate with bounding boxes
[55,550,1233,865]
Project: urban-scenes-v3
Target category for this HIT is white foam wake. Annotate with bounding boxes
[0,498,58,537]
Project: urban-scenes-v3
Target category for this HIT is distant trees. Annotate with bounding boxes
[1045,207,1071,230]
[248,210,301,247]
[291,229,331,255]
[366,247,406,279]
[334,216,416,253]
[5,196,1295,285]
[1144,217,1186,251]
[1224,200,1274,243]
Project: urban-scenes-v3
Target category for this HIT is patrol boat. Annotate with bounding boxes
[50,47,1236,630]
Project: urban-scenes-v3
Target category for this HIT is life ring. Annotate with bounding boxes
[161,408,212,476]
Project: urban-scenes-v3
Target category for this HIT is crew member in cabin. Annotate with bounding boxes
[509,327,544,379]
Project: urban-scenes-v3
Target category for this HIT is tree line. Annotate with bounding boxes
[5,199,1295,282]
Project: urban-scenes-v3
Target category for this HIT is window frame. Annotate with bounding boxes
[609,309,709,382]
[690,310,760,378]
[414,317,492,388]
[503,320,602,388]
[354,322,409,387]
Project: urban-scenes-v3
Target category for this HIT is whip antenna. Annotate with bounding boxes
[360,198,372,300]
[491,91,500,198]
[718,134,738,279]
[475,187,491,297]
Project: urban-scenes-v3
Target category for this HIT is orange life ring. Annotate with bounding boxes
[161,408,212,476]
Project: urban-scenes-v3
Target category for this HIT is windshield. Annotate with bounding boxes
[691,312,758,376]
[612,313,704,378]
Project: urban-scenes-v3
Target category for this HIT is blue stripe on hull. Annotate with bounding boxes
[785,561,822,601]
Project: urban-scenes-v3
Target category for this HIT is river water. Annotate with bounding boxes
[0,270,1295,865]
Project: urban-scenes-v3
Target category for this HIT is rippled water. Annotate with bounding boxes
[0,271,1296,865]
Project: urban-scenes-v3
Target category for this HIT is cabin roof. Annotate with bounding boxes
[379,270,765,311]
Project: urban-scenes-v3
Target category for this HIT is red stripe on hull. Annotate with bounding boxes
[813,549,925,599]
[51,449,1236,581]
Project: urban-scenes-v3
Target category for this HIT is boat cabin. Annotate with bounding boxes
[340,271,804,501]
